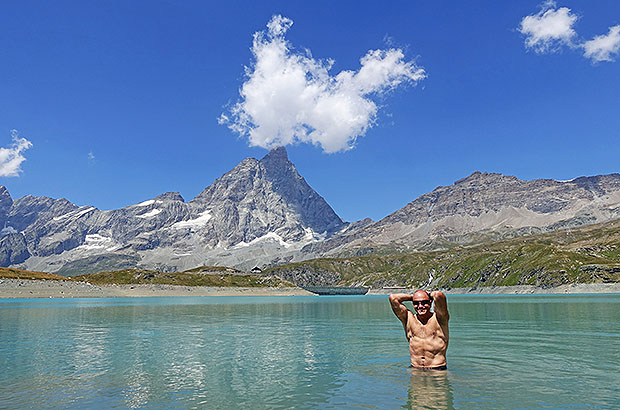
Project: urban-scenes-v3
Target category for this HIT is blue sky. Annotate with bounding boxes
[1,1,619,222]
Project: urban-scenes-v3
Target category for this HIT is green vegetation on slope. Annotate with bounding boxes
[55,254,140,276]
[0,267,69,281]
[71,266,293,287]
[1,265,293,287]
[265,219,620,288]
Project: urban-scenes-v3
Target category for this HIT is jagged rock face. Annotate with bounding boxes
[326,172,620,253]
[0,233,30,266]
[190,147,345,247]
[8,196,77,233]
[0,147,346,272]
[6,196,80,257]
[270,266,341,287]
[383,172,620,224]
[5,156,620,274]
[0,186,13,227]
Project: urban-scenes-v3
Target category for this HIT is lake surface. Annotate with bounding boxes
[1,294,619,409]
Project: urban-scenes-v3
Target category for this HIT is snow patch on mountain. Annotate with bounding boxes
[234,232,291,249]
[132,200,161,207]
[53,206,96,221]
[170,211,213,230]
[136,209,162,218]
[75,234,120,252]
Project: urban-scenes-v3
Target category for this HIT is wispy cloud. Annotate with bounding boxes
[519,2,620,64]
[583,25,620,63]
[220,15,425,153]
[518,1,578,53]
[87,151,96,164]
[0,130,33,177]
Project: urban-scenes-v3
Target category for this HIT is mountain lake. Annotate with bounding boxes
[1,294,618,409]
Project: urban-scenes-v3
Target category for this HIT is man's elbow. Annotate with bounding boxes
[388,294,398,306]
[389,293,408,303]
[389,294,407,309]
[431,290,446,299]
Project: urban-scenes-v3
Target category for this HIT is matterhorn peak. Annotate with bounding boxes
[260,146,289,163]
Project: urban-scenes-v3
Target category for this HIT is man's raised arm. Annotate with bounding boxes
[430,290,449,324]
[389,293,412,325]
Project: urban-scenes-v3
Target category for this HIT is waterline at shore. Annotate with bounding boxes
[369,283,620,295]
[0,279,314,298]
[1,279,619,298]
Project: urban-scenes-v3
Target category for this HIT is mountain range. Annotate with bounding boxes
[2,147,620,274]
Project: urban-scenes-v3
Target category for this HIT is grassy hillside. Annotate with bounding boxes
[2,265,293,287]
[0,267,69,281]
[71,266,293,287]
[265,218,620,288]
[55,254,141,276]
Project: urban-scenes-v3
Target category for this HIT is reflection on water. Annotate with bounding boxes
[407,370,454,410]
[1,295,619,409]
[1,298,369,409]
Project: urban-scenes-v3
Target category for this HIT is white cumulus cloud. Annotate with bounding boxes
[519,2,620,65]
[518,1,578,53]
[0,130,33,177]
[220,15,426,153]
[583,25,620,63]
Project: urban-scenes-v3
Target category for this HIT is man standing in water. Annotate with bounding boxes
[389,290,449,370]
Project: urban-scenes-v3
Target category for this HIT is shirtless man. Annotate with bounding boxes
[389,290,449,370]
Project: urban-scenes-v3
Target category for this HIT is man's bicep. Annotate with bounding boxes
[432,291,450,323]
[436,308,450,324]
[393,305,410,336]
[389,294,409,323]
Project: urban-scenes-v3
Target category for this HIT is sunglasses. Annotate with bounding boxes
[412,300,431,306]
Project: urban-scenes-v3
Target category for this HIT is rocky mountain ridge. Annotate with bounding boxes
[1,148,345,273]
[312,171,620,256]
[2,149,620,274]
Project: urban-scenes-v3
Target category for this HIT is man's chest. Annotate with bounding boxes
[407,314,441,339]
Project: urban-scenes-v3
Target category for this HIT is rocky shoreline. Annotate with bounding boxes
[1,279,619,298]
[368,283,620,295]
[0,279,314,298]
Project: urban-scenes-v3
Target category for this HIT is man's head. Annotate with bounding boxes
[412,289,432,318]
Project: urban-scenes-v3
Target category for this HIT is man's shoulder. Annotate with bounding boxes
[407,310,422,326]
[431,311,450,330]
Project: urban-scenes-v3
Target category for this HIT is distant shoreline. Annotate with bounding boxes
[1,279,619,299]
[0,279,314,298]
[369,283,620,295]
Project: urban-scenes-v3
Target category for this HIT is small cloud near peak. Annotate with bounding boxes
[0,130,33,177]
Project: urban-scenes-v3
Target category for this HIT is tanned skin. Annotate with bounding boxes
[389,290,449,369]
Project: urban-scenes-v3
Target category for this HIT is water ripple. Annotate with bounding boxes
[1,295,619,409]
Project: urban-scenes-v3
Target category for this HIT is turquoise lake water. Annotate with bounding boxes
[1,294,619,409]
